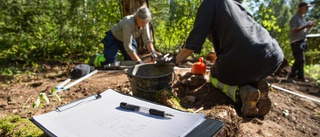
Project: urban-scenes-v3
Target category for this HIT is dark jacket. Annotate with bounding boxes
[185,0,284,86]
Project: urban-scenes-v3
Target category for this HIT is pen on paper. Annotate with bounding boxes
[120,102,174,117]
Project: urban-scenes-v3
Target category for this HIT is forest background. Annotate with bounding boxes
[1,0,320,81]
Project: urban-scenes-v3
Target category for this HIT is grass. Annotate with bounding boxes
[0,115,44,137]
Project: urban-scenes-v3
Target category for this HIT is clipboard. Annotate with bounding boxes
[30,89,224,137]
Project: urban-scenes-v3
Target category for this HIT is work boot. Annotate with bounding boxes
[87,53,98,66]
[257,80,271,117]
[239,85,260,117]
[87,54,105,67]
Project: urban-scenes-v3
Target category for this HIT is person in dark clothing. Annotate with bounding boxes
[287,2,316,83]
[157,0,284,117]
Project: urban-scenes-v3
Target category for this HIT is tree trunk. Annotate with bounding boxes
[121,0,154,54]
[121,0,148,17]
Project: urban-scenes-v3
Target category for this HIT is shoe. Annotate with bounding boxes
[239,85,260,117]
[87,53,99,66]
[87,54,105,67]
[257,80,271,117]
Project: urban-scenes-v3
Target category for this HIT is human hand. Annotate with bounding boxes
[156,54,176,66]
[136,59,144,64]
[310,20,317,26]
[306,20,316,28]
[150,50,158,61]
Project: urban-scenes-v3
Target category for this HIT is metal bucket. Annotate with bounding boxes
[127,63,174,102]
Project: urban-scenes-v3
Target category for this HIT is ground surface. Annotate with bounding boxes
[0,61,320,137]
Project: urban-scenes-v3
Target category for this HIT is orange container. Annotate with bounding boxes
[191,57,206,75]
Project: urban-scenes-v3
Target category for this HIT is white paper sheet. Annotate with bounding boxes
[31,89,206,137]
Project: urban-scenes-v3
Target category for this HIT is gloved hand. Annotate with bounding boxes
[156,54,176,66]
[150,50,158,61]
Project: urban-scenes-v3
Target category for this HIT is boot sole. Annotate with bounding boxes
[257,80,271,116]
[241,87,260,117]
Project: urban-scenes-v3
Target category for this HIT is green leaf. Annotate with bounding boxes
[32,97,41,108]
[54,93,62,103]
[39,93,50,104]
[51,88,57,94]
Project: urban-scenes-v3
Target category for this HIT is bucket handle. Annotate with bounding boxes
[127,72,176,92]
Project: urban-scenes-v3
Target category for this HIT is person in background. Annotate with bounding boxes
[287,2,316,83]
[88,7,157,67]
[157,0,284,117]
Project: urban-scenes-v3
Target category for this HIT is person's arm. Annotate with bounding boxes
[146,43,155,52]
[184,0,215,54]
[141,23,155,52]
[306,20,317,31]
[146,42,158,60]
[292,24,312,33]
[175,48,194,64]
[123,23,142,62]
[141,23,158,60]
[291,20,315,33]
[127,52,141,62]
[175,0,215,64]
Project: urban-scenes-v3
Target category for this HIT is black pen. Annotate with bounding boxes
[120,102,174,117]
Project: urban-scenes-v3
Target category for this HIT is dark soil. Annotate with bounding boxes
[0,60,320,137]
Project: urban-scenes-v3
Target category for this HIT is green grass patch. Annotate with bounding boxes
[0,115,44,137]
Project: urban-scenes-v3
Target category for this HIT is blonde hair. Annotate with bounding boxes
[134,7,152,21]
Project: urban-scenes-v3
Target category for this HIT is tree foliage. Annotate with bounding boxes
[0,0,121,63]
[0,0,319,65]
[309,0,320,33]
[245,0,319,64]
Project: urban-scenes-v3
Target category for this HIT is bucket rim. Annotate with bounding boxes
[127,63,174,78]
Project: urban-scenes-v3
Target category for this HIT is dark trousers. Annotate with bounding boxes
[288,40,307,79]
[101,31,138,64]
